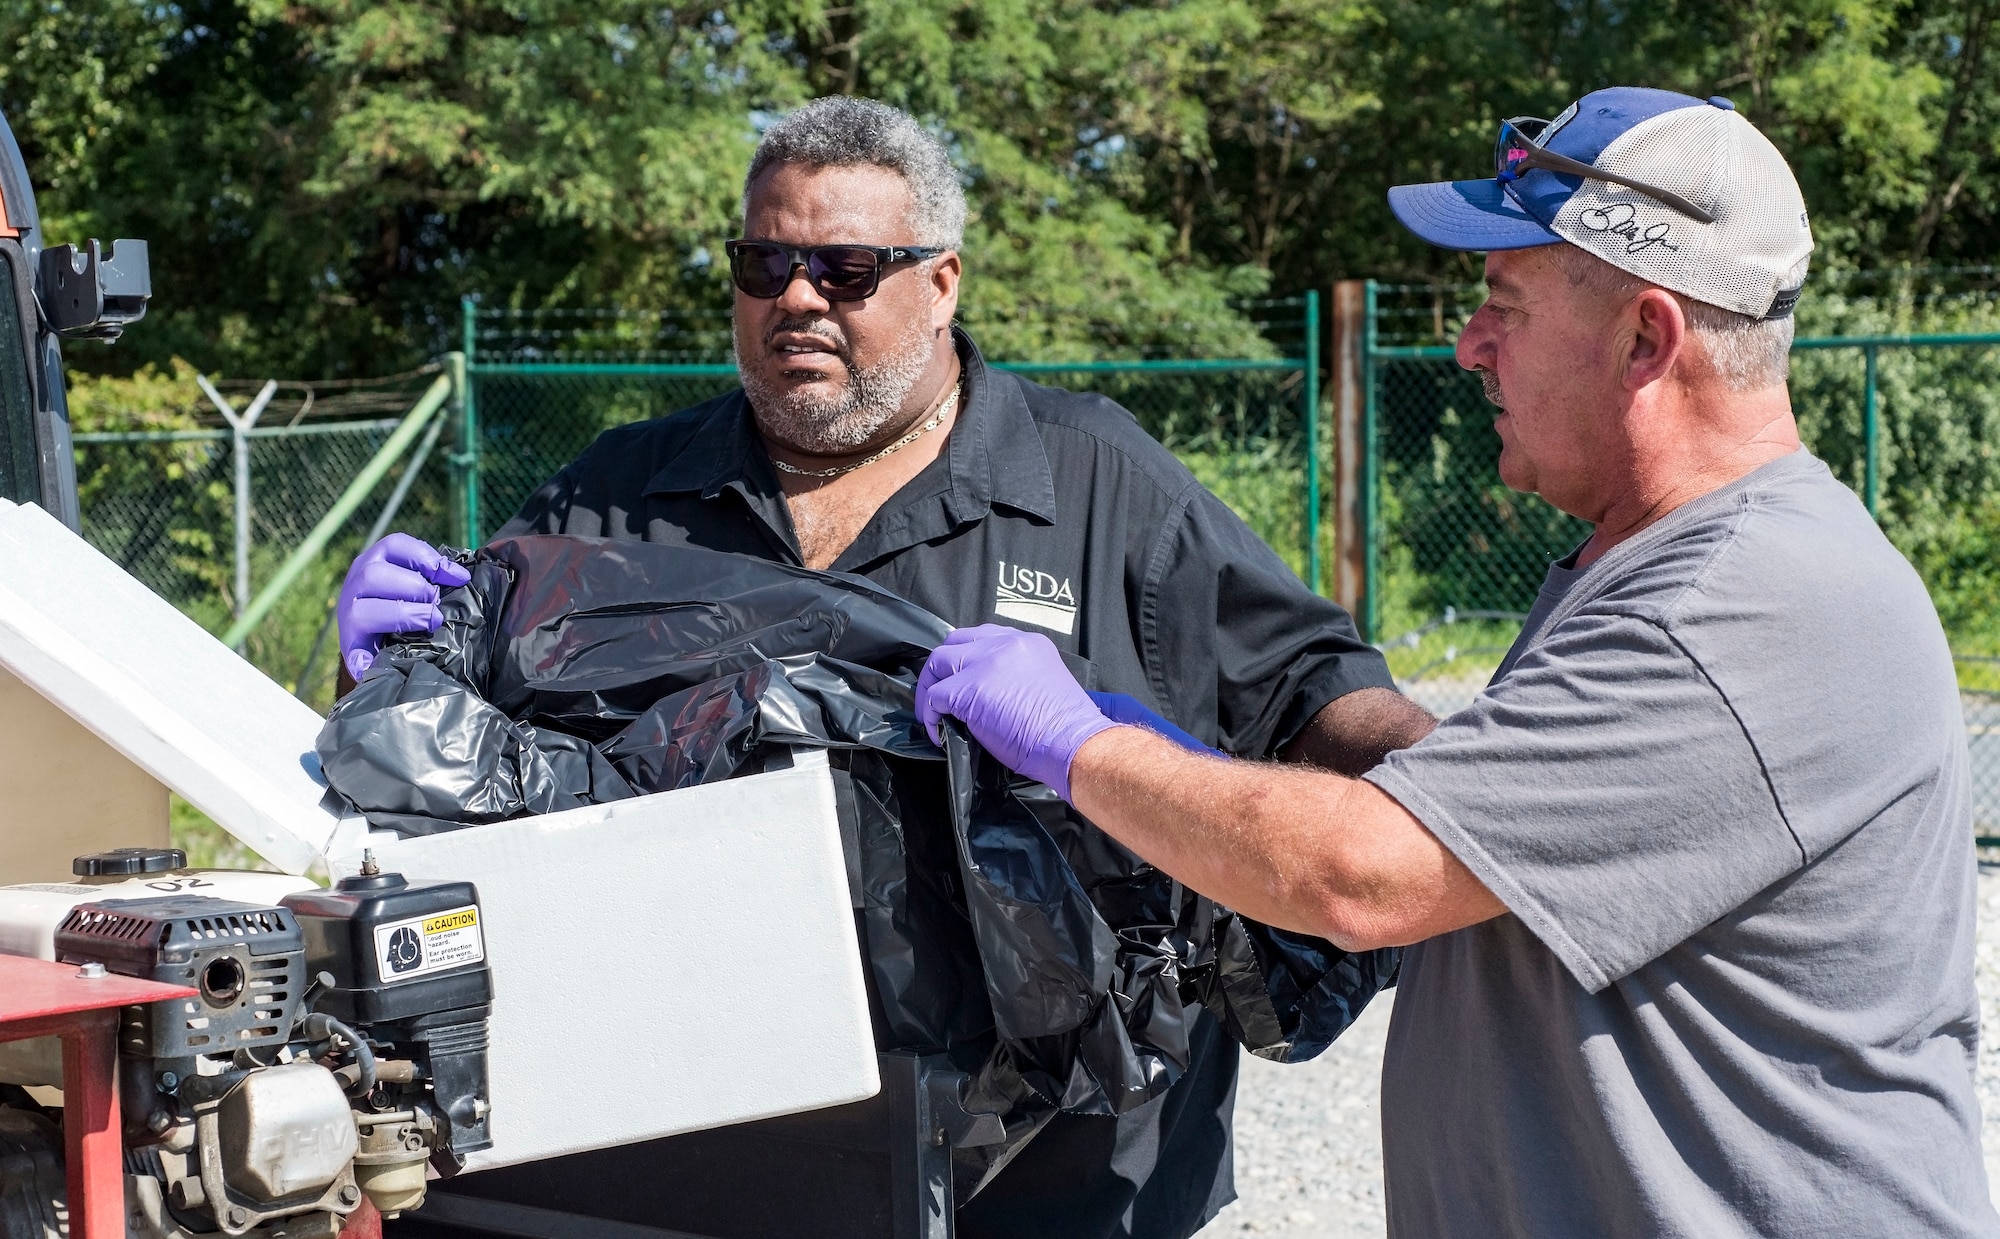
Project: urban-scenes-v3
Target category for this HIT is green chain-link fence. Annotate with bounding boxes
[458,298,1325,582]
[1363,277,2000,642]
[67,276,2000,832]
[73,377,455,710]
[63,298,1321,722]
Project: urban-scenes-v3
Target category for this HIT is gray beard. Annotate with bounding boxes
[736,315,936,454]
[1479,369,1505,409]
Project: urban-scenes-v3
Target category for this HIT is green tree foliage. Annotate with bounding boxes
[66,360,234,608]
[1108,0,1993,287]
[4,0,1998,373]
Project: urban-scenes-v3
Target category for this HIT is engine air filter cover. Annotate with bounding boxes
[55,896,307,1055]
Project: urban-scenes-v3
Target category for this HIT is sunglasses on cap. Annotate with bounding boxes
[725,240,947,302]
[1495,117,1716,225]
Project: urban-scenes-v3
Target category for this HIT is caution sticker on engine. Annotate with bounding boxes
[373,905,484,980]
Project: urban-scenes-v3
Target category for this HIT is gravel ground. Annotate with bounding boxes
[1199,862,2000,1238]
[1194,994,1395,1239]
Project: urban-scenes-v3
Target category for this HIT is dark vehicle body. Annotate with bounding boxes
[0,106,149,528]
[0,106,79,525]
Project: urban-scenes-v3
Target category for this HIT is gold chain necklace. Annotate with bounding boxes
[771,381,961,480]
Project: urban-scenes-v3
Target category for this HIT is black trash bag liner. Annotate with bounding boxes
[315,534,1394,1199]
[600,656,937,791]
[318,658,635,836]
[1196,913,1402,1063]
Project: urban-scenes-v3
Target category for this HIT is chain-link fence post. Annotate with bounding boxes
[1330,280,1368,624]
[454,296,481,547]
[1304,289,1322,595]
[1361,279,1380,643]
[1863,343,1880,518]
[447,346,469,548]
[195,376,276,640]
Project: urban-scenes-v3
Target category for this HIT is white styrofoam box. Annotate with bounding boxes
[0,500,345,873]
[333,749,878,1170]
[0,498,879,1152]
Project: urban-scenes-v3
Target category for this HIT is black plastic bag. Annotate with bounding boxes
[316,535,1393,1197]
[317,659,635,834]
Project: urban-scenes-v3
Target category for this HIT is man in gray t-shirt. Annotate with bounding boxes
[912,86,1998,1237]
[1370,447,1986,1234]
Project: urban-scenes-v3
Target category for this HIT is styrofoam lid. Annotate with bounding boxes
[0,500,348,873]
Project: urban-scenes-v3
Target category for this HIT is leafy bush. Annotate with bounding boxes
[68,360,235,610]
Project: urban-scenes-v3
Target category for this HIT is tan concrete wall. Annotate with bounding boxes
[0,666,168,882]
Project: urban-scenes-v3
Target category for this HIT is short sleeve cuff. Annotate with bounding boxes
[1269,653,1398,755]
[1363,762,1616,993]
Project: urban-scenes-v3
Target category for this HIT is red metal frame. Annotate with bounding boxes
[0,954,194,1239]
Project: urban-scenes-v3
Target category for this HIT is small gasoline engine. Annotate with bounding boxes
[0,848,492,1239]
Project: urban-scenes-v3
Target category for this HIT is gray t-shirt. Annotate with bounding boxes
[1365,450,1996,1238]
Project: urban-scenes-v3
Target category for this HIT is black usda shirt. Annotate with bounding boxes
[497,327,1392,1239]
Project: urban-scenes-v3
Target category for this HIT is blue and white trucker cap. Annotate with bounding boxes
[1388,87,1814,319]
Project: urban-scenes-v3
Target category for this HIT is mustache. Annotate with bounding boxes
[765,316,849,359]
[1478,368,1505,409]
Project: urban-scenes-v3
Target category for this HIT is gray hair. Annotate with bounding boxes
[744,97,967,250]
[1545,245,1798,392]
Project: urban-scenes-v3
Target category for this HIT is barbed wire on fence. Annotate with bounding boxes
[195,365,443,427]
[465,297,1313,366]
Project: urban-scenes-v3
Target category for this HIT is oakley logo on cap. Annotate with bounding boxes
[1541,101,1581,145]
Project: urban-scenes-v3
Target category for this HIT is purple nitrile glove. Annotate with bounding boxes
[337,533,472,681]
[916,624,1119,802]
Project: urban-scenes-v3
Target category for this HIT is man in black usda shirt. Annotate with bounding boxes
[342,98,1429,1239]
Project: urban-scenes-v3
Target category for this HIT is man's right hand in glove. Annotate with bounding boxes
[338,533,471,681]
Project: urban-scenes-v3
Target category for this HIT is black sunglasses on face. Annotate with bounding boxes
[725,240,947,302]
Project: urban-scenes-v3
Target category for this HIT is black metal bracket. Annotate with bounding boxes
[922,1064,1006,1151]
[38,238,149,340]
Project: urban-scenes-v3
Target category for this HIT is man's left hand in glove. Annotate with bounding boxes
[916,624,1229,802]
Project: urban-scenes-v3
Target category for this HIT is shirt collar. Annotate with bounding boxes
[640,389,770,501]
[943,326,1058,525]
[639,326,1057,525]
